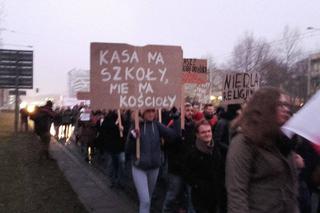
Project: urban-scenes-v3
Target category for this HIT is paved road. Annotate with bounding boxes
[50,139,138,213]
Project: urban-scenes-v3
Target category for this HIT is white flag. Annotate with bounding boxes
[282,91,320,145]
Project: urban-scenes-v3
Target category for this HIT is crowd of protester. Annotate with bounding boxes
[21,87,320,213]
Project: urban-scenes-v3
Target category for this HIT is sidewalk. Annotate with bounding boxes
[0,112,87,213]
[0,112,137,213]
[50,138,138,213]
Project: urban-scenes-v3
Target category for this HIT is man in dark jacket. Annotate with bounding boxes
[162,103,195,213]
[184,119,224,213]
[100,110,125,188]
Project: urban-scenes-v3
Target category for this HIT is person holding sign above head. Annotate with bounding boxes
[162,103,196,213]
[125,108,179,213]
[226,87,299,213]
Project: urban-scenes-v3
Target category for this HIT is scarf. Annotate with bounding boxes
[195,138,214,155]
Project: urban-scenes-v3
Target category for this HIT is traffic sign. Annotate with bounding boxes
[0,49,33,89]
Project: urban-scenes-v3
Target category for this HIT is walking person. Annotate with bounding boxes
[226,87,299,213]
[126,108,179,213]
[31,101,55,160]
[20,106,29,132]
[101,110,125,188]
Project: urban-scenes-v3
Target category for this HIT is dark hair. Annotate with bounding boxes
[192,102,200,107]
[239,87,286,145]
[185,102,192,108]
[143,108,156,114]
[195,119,211,133]
[45,100,53,108]
[203,103,213,110]
[223,104,241,120]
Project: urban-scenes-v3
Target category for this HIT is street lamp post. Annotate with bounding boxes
[306,27,320,98]
[307,56,311,98]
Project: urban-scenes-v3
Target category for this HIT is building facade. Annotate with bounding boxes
[0,89,10,109]
[308,53,320,96]
[68,68,90,98]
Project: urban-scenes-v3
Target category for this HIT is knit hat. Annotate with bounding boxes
[142,108,156,116]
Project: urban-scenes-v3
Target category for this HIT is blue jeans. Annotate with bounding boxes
[132,165,159,213]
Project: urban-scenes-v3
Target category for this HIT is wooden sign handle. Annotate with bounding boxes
[135,110,140,160]
[158,109,162,123]
[158,109,165,145]
[181,86,185,130]
[117,109,123,138]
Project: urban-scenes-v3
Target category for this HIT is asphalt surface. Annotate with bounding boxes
[49,138,138,213]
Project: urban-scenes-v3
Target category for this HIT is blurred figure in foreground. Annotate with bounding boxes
[226,87,299,213]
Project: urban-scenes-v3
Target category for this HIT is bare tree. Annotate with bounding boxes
[229,33,272,73]
[201,54,216,85]
[225,27,308,107]
[260,59,287,87]
[272,26,307,103]
[277,26,302,70]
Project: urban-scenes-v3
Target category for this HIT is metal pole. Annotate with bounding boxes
[14,85,19,132]
[14,51,20,132]
[307,56,311,100]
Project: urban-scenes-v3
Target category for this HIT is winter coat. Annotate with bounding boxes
[126,120,178,170]
[213,118,230,157]
[226,133,299,213]
[32,106,54,135]
[295,137,320,213]
[184,141,224,212]
[78,121,97,145]
[99,112,124,154]
[165,117,195,175]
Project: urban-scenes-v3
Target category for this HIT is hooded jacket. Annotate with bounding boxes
[126,120,178,170]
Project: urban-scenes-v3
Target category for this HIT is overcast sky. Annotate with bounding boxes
[1,0,320,95]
